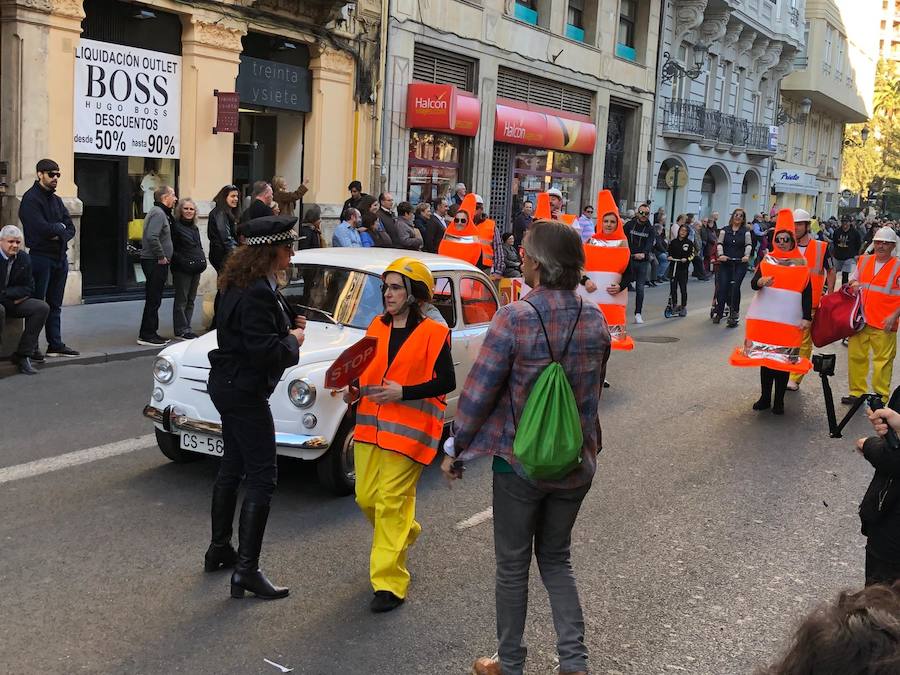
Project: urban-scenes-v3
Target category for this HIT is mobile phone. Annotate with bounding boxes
[869,396,900,449]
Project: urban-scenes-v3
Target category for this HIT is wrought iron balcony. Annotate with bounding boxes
[661,99,774,154]
[789,7,800,27]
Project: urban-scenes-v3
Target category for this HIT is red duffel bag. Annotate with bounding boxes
[811,284,865,347]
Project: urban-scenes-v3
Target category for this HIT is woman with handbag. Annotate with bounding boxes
[171,198,207,340]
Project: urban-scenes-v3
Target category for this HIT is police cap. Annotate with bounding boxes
[242,215,299,246]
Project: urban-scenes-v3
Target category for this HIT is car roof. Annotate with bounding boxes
[290,247,484,275]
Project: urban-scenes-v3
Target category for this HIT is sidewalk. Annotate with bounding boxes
[1,297,209,375]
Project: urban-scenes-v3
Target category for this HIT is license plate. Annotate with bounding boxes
[180,432,224,456]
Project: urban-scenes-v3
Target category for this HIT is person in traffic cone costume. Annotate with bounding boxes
[534,188,576,224]
[581,189,634,350]
[844,227,900,405]
[788,208,829,390]
[438,194,482,267]
[344,257,455,613]
[730,209,813,415]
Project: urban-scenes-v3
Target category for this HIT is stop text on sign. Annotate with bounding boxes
[73,39,181,159]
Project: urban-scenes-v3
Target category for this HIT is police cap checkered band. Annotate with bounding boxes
[241,215,299,246]
[245,229,297,246]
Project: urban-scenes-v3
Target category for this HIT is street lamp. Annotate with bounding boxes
[775,97,812,125]
[661,43,709,84]
[843,125,870,147]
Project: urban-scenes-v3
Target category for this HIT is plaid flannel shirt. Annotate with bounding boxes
[453,286,611,490]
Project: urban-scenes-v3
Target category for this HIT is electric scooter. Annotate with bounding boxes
[664,259,688,318]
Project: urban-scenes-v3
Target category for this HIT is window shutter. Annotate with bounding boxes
[497,68,593,117]
[413,44,476,92]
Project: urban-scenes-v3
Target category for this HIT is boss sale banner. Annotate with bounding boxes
[73,39,181,158]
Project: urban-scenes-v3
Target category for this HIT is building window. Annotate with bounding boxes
[412,43,477,92]
[497,67,593,116]
[407,132,462,206]
[514,0,539,25]
[823,23,834,73]
[835,38,845,80]
[616,0,636,61]
[566,0,586,42]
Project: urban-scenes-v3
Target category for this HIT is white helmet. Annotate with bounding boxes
[792,208,811,223]
[873,226,899,244]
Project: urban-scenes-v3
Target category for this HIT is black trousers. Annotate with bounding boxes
[209,376,278,505]
[139,260,168,339]
[669,268,688,307]
[0,298,50,356]
[760,367,789,408]
[715,261,747,317]
[865,547,900,586]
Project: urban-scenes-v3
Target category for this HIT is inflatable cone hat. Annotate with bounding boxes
[593,189,626,241]
[771,208,802,258]
[534,192,552,220]
[452,194,479,236]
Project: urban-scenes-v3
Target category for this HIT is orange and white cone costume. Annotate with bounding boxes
[438,194,481,266]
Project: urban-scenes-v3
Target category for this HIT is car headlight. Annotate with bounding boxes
[288,379,316,408]
[153,356,176,384]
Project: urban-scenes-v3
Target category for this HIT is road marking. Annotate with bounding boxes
[454,507,493,531]
[0,434,155,485]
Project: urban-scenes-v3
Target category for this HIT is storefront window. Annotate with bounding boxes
[407,131,462,206]
[510,148,584,221]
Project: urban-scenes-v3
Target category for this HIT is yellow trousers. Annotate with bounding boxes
[354,441,424,598]
[848,325,898,401]
[789,320,814,384]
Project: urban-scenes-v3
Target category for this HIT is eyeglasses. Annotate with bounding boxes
[46,171,61,178]
[585,209,594,214]
[454,217,468,224]
[638,210,649,216]
[774,236,792,244]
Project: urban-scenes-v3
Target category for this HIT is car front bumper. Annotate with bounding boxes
[143,404,329,450]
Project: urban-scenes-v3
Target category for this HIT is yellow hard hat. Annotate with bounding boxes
[383,256,434,300]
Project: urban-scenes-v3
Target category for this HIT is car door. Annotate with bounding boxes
[430,275,464,420]
[449,274,499,419]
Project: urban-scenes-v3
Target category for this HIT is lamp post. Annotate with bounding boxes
[775,97,812,126]
[660,42,709,84]
[843,125,870,147]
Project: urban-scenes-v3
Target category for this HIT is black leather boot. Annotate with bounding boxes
[230,501,289,600]
[13,354,38,375]
[204,485,238,572]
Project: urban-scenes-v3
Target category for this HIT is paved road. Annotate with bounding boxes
[0,280,890,674]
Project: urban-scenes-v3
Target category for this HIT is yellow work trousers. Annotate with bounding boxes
[848,325,898,401]
[789,319,814,384]
[354,441,424,598]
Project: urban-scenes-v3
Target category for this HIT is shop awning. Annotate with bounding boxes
[494,102,596,154]
[406,83,480,137]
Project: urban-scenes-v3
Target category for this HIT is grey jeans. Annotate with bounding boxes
[172,269,200,336]
[493,471,592,675]
[0,298,50,356]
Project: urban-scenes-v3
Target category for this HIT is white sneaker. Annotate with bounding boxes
[634,313,644,324]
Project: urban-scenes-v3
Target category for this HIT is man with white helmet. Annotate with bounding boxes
[787,208,831,391]
[843,227,900,405]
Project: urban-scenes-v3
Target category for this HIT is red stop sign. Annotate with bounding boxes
[324,336,378,389]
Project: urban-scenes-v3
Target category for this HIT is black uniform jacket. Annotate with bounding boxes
[209,278,300,399]
[0,251,35,304]
[860,433,900,559]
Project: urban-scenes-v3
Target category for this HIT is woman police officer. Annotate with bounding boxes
[344,257,456,613]
[204,215,306,600]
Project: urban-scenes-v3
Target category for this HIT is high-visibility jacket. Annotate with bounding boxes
[476,217,495,269]
[799,238,827,309]
[857,254,900,331]
[729,255,812,373]
[438,193,481,266]
[581,238,633,350]
[356,316,450,465]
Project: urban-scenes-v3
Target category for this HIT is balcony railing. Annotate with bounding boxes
[662,99,774,152]
[789,7,800,27]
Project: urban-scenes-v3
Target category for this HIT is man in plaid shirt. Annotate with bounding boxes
[443,219,611,675]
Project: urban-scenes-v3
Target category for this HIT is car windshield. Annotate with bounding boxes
[283,264,383,329]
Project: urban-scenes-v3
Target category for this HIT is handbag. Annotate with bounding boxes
[810,284,864,347]
[127,203,144,241]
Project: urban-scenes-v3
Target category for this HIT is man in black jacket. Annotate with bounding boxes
[18,158,78,357]
[623,203,655,323]
[239,181,275,226]
[0,225,49,374]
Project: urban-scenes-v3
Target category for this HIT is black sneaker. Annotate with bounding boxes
[180,331,200,340]
[370,590,404,613]
[31,349,45,363]
[46,344,80,357]
[136,335,169,346]
[841,395,860,406]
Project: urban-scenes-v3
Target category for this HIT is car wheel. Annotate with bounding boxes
[316,416,355,497]
[155,428,201,463]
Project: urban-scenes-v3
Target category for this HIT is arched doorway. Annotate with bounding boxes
[700,165,730,219]
[741,170,760,216]
[654,158,688,226]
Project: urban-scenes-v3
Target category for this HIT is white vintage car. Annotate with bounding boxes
[143,248,501,496]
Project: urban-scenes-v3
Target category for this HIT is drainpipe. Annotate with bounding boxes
[374,0,391,194]
[645,0,668,206]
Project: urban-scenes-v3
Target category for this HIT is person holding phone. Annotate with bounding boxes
[858,401,900,586]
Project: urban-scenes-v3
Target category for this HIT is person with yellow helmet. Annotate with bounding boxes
[343,256,456,613]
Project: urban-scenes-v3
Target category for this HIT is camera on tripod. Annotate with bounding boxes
[814,352,885,438]
[812,353,836,377]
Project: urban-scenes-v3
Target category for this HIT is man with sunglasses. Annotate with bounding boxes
[623,204,655,324]
[575,205,595,243]
[18,158,79,358]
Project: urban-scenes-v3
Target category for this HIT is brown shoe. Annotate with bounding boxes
[471,656,502,675]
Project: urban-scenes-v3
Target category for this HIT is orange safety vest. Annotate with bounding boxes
[729,255,811,373]
[581,238,633,350]
[858,254,900,331]
[476,217,495,269]
[355,316,449,465]
[799,239,827,309]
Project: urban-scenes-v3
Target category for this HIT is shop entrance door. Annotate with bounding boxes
[233,113,277,199]
[76,157,127,295]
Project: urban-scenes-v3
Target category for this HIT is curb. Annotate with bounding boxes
[0,346,161,378]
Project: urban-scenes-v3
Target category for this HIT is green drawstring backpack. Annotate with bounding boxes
[512,298,584,480]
